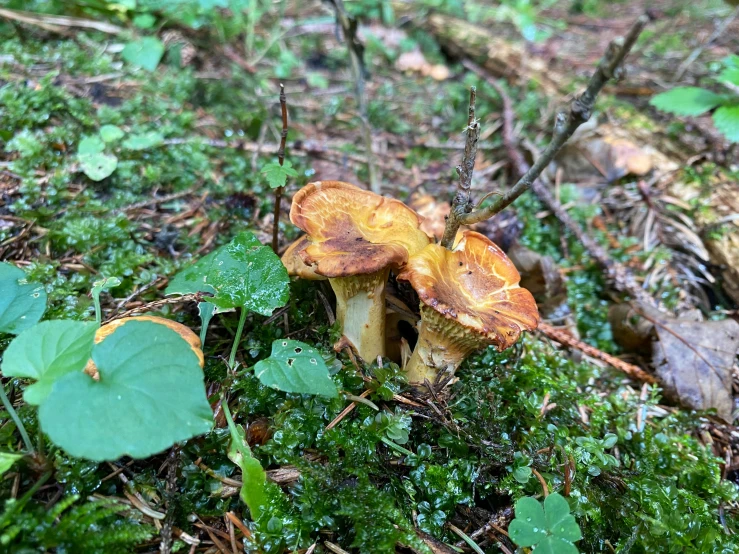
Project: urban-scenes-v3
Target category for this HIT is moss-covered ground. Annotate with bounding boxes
[1,1,739,552]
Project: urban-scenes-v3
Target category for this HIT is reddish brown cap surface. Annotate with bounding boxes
[289,181,430,278]
[281,235,326,280]
[397,231,539,351]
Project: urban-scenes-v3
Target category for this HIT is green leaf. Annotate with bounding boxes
[79,152,118,181]
[713,105,739,143]
[602,433,617,449]
[544,493,582,542]
[718,67,739,87]
[166,232,289,315]
[261,160,298,189]
[509,496,547,547]
[132,13,156,29]
[78,135,105,155]
[99,125,125,143]
[1,321,97,405]
[534,536,580,554]
[121,37,165,71]
[122,131,164,150]
[0,262,46,335]
[649,87,724,116]
[224,405,267,520]
[254,340,338,397]
[39,320,213,461]
[513,466,532,483]
[0,452,23,476]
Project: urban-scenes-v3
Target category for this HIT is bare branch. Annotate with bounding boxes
[458,14,650,227]
[440,87,480,248]
[272,83,289,253]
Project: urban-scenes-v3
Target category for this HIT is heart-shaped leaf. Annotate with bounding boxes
[79,152,118,181]
[39,320,213,461]
[1,320,97,405]
[0,262,46,335]
[544,493,582,542]
[254,339,337,397]
[167,232,289,315]
[534,536,580,554]
[121,37,165,71]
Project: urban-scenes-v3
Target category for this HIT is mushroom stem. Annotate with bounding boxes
[404,306,485,388]
[330,269,388,362]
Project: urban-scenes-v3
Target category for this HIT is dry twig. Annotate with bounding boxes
[272,84,289,253]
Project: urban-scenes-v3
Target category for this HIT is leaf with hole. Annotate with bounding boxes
[166,231,289,315]
[79,152,118,181]
[0,262,47,335]
[121,37,165,71]
[254,339,338,397]
[38,320,213,461]
[1,321,97,405]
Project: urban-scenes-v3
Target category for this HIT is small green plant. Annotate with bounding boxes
[77,126,164,181]
[509,492,583,554]
[254,339,338,397]
[0,261,47,334]
[650,55,739,143]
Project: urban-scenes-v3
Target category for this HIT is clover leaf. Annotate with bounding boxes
[0,262,47,335]
[121,37,165,72]
[38,320,213,461]
[254,339,338,397]
[1,320,97,405]
[261,160,298,189]
[509,493,582,554]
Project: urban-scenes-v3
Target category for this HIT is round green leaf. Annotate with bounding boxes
[544,493,582,542]
[509,496,547,547]
[713,105,739,143]
[121,37,165,72]
[39,320,213,461]
[254,339,338,397]
[534,536,579,554]
[1,320,96,405]
[99,124,125,143]
[122,131,164,150]
[0,262,46,334]
[513,466,532,483]
[79,152,118,181]
[78,135,105,155]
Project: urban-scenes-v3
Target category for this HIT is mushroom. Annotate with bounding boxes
[289,181,430,361]
[281,235,326,281]
[397,231,539,388]
[85,315,204,379]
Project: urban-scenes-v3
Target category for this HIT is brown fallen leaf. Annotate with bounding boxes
[507,241,569,319]
[651,313,739,422]
[395,49,450,81]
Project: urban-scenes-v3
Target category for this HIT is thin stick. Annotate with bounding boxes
[0,384,33,453]
[228,308,249,369]
[440,86,480,248]
[272,84,289,253]
[159,447,179,554]
[326,0,380,193]
[448,15,649,235]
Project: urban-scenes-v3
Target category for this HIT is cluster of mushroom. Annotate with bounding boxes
[283,181,539,391]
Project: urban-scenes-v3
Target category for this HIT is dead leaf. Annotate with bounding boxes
[652,314,739,422]
[395,50,450,81]
[609,304,654,354]
[507,241,568,319]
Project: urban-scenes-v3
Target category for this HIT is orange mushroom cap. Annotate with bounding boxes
[281,235,326,281]
[397,231,539,351]
[289,181,431,278]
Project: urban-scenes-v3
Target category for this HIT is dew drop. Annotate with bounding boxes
[526,517,532,522]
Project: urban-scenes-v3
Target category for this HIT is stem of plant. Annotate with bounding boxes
[228,308,248,369]
[272,83,289,253]
[439,14,650,247]
[0,382,34,453]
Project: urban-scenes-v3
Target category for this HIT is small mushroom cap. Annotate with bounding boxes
[85,316,204,379]
[397,231,539,351]
[289,181,431,278]
[281,235,326,281]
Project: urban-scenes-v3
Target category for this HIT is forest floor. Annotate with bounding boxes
[1,0,739,553]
